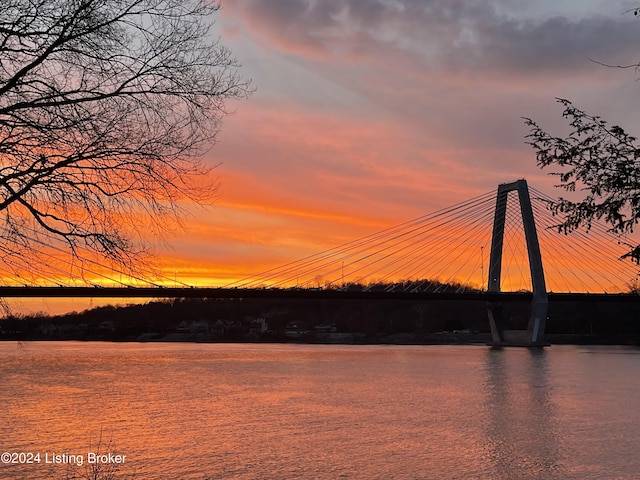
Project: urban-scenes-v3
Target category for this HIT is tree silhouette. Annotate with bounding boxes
[0,0,250,278]
[524,99,640,263]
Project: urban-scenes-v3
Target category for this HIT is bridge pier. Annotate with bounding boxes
[487,179,548,347]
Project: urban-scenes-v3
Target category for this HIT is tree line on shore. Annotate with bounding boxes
[1,289,639,344]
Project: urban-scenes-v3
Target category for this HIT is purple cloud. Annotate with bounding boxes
[229,0,640,74]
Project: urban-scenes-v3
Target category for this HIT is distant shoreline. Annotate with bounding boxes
[2,295,640,347]
[1,333,639,346]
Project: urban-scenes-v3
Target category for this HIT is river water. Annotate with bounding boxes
[0,342,639,479]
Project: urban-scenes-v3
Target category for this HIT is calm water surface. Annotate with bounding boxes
[0,342,639,479]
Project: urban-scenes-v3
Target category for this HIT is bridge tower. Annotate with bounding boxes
[487,179,548,347]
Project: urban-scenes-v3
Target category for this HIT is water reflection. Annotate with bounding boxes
[6,343,640,478]
[483,348,564,479]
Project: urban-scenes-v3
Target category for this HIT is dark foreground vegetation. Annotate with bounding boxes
[1,294,640,345]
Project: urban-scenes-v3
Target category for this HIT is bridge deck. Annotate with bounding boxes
[0,286,636,303]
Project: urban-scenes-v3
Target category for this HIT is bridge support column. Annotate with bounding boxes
[487,179,548,347]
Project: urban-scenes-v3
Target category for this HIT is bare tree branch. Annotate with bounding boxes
[0,0,251,280]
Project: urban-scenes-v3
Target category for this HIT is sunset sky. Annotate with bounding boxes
[10,0,640,314]
[171,0,640,279]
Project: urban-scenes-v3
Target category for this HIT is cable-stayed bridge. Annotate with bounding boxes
[0,179,639,345]
[0,179,638,296]
[224,182,638,295]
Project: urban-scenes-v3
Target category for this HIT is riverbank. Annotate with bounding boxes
[2,331,639,346]
[2,296,639,346]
